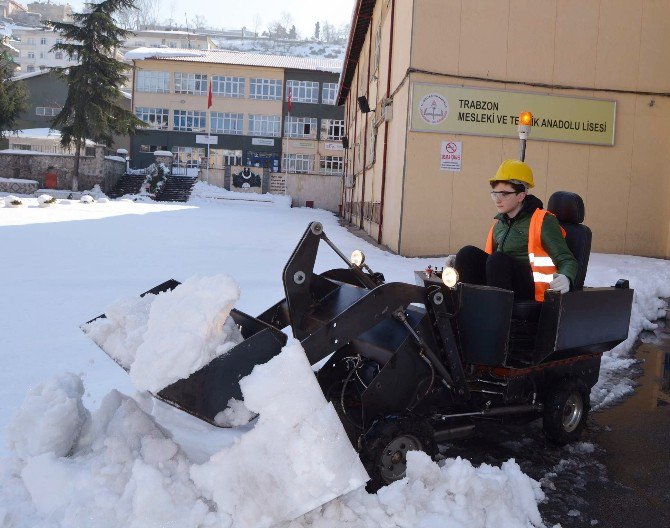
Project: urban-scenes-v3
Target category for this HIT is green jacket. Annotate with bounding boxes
[488,195,579,286]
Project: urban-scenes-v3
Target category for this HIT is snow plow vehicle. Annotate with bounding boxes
[85,192,633,490]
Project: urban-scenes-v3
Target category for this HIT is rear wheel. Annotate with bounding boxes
[543,379,590,445]
[361,417,436,492]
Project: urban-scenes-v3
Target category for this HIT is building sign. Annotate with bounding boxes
[293,140,316,149]
[440,141,462,172]
[325,142,344,151]
[411,83,616,146]
[252,138,274,146]
[196,135,218,145]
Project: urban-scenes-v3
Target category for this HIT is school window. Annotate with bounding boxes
[284,116,317,139]
[36,106,61,116]
[174,73,208,95]
[322,83,338,105]
[173,110,206,132]
[209,148,243,167]
[136,70,170,93]
[320,156,344,175]
[285,80,319,104]
[135,107,169,129]
[249,78,282,100]
[323,119,345,140]
[139,145,168,153]
[282,153,315,174]
[248,114,281,137]
[210,112,243,135]
[173,146,205,167]
[211,76,244,98]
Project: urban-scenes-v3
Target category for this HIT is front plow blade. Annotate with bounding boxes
[84,279,287,427]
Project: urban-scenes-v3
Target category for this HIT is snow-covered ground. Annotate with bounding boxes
[213,37,345,60]
[0,195,668,527]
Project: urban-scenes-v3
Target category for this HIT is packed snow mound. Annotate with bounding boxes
[5,373,90,459]
[82,274,243,392]
[191,339,370,527]
[189,180,292,207]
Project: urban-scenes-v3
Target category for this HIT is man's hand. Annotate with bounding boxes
[444,254,456,269]
[549,273,570,293]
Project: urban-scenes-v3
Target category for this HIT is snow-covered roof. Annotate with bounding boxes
[12,69,50,81]
[6,128,96,146]
[126,47,343,74]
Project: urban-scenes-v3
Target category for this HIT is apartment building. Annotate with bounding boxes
[13,26,75,72]
[128,49,344,209]
[339,0,670,258]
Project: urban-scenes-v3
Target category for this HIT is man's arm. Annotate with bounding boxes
[541,215,579,286]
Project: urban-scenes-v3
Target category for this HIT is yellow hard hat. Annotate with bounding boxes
[490,159,534,189]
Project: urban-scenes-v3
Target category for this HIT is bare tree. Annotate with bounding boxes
[321,20,336,43]
[192,14,206,30]
[252,13,262,36]
[279,11,293,29]
[115,0,159,30]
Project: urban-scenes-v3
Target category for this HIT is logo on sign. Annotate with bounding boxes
[419,93,449,124]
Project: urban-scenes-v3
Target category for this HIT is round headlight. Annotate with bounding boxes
[350,249,365,267]
[442,267,459,288]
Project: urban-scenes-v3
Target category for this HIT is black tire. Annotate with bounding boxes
[543,378,590,445]
[361,417,437,492]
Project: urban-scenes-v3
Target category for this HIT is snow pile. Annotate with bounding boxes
[3,195,23,207]
[37,194,56,207]
[79,194,94,204]
[190,340,370,527]
[189,180,292,207]
[83,274,243,392]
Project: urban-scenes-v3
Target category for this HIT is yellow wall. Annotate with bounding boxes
[345,0,670,257]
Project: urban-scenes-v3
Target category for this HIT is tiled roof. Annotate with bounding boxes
[128,47,343,74]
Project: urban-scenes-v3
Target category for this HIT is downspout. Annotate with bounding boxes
[377,0,395,244]
[349,67,360,224]
[130,60,137,167]
[360,22,374,229]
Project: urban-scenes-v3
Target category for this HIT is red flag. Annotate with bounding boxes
[287,88,292,113]
[207,80,213,109]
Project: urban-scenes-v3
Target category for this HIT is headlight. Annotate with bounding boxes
[350,249,365,267]
[442,267,459,288]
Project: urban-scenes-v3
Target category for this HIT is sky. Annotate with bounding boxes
[69,0,357,37]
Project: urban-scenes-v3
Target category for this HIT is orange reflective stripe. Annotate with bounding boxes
[527,209,565,302]
[485,222,497,254]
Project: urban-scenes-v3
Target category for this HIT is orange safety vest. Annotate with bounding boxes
[485,209,566,302]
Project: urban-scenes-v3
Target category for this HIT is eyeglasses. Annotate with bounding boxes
[490,191,521,199]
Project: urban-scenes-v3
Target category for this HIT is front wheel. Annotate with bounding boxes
[360,417,436,492]
[543,379,590,445]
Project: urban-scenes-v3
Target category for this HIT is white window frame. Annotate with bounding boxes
[174,72,208,95]
[248,114,281,137]
[36,106,60,116]
[284,116,317,139]
[210,112,243,135]
[286,80,319,104]
[324,119,345,140]
[135,107,169,130]
[320,155,344,175]
[40,37,47,45]
[249,78,282,100]
[211,76,245,98]
[27,51,35,59]
[173,109,206,132]
[136,70,170,93]
[322,83,338,105]
[282,153,315,174]
[209,148,242,167]
[173,146,205,167]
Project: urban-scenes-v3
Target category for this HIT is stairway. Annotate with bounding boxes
[108,173,146,198]
[154,175,198,202]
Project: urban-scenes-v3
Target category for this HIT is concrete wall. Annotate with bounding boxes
[343,0,670,258]
[285,173,342,212]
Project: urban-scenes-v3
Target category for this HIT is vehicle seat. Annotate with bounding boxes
[547,191,591,290]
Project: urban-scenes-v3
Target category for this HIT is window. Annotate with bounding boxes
[27,38,35,45]
[85,146,96,157]
[136,70,170,93]
[282,153,314,174]
[209,148,242,167]
[134,41,145,46]
[174,72,207,95]
[210,112,243,135]
[135,107,169,129]
[286,80,319,104]
[56,38,63,44]
[211,76,244,98]
[26,65,35,72]
[173,146,205,167]
[13,144,32,150]
[322,119,345,140]
[27,51,35,59]
[322,83,338,105]
[249,78,282,100]
[248,114,280,137]
[320,156,344,175]
[39,52,45,59]
[40,37,47,45]
[139,144,168,153]
[168,41,177,48]
[36,106,61,116]
[284,116,317,139]
[54,52,63,60]
[173,110,206,132]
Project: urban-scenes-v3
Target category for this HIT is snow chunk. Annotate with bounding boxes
[190,339,369,527]
[214,398,255,427]
[83,274,243,392]
[6,373,90,459]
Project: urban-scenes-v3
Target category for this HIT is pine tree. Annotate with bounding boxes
[314,21,320,41]
[0,52,28,138]
[49,0,145,191]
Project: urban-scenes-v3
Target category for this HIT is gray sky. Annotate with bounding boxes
[69,0,357,37]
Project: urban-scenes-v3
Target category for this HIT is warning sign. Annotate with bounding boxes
[440,141,462,172]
